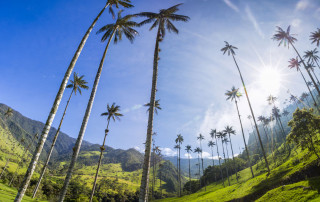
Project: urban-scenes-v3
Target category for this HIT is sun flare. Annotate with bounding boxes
[257,67,283,94]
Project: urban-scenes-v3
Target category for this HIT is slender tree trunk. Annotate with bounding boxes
[14,4,109,201]
[152,145,155,199]
[199,140,206,191]
[315,60,320,72]
[215,137,224,186]
[232,54,270,173]
[228,134,238,182]
[221,141,230,186]
[197,156,200,181]
[311,69,320,85]
[89,119,110,202]
[188,153,191,194]
[292,44,320,97]
[139,25,161,202]
[179,145,181,196]
[235,100,254,178]
[0,160,9,179]
[176,148,179,197]
[210,147,216,182]
[298,68,320,112]
[58,28,116,202]
[32,90,74,198]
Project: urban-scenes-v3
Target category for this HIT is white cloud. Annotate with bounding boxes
[291,19,301,27]
[161,147,177,156]
[245,6,265,39]
[296,0,309,11]
[122,104,143,113]
[202,151,211,158]
[223,0,239,12]
[184,153,193,159]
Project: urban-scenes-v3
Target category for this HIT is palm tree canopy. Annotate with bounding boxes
[288,57,301,71]
[306,63,315,72]
[208,140,216,148]
[282,109,289,116]
[221,41,238,56]
[272,107,281,118]
[144,99,161,114]
[222,137,229,144]
[267,95,277,105]
[97,11,139,44]
[216,131,227,139]
[272,26,297,48]
[310,28,320,46]
[4,107,13,118]
[225,86,242,101]
[307,81,314,87]
[257,115,265,122]
[290,95,297,102]
[107,0,134,19]
[66,72,89,95]
[174,144,180,149]
[197,134,204,141]
[185,145,192,153]
[175,134,184,144]
[135,4,189,38]
[210,129,216,139]
[304,49,320,64]
[247,115,252,120]
[301,92,309,99]
[194,147,202,154]
[101,103,123,122]
[223,126,235,135]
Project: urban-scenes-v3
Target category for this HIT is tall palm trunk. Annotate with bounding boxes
[215,137,224,186]
[178,144,181,196]
[228,134,238,182]
[32,89,74,198]
[210,146,216,182]
[0,160,9,179]
[249,120,261,155]
[197,155,201,180]
[221,140,230,186]
[14,4,109,201]
[175,148,179,197]
[311,68,320,85]
[199,140,206,191]
[298,68,319,112]
[188,153,191,194]
[291,44,320,97]
[152,145,155,199]
[58,28,116,202]
[314,60,320,72]
[232,54,270,173]
[235,100,254,178]
[89,120,110,202]
[139,25,161,202]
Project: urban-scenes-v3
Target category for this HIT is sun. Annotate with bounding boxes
[257,67,283,95]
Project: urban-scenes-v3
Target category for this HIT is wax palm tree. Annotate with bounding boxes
[136,5,189,200]
[223,126,238,182]
[304,49,320,70]
[173,143,180,196]
[89,103,123,201]
[14,2,133,200]
[210,129,224,186]
[267,96,287,142]
[248,115,261,155]
[310,28,320,47]
[217,131,230,186]
[225,87,254,177]
[207,140,216,182]
[175,134,183,197]
[222,42,270,173]
[194,147,202,181]
[306,64,320,85]
[273,26,320,97]
[301,92,311,107]
[185,145,192,193]
[197,134,206,190]
[32,73,89,198]
[282,110,290,122]
[144,99,161,115]
[289,94,299,108]
[58,12,138,201]
[257,115,269,153]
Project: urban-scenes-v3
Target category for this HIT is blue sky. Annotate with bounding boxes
[1,0,320,159]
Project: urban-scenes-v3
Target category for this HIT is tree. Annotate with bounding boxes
[225,87,254,177]
[185,145,192,194]
[310,28,320,47]
[248,115,262,155]
[89,103,123,202]
[14,2,133,201]
[197,134,206,190]
[282,110,290,122]
[216,131,230,186]
[306,63,320,86]
[58,11,138,202]
[301,92,311,107]
[144,100,161,115]
[173,144,180,196]
[135,4,190,201]
[222,42,270,173]
[175,134,183,197]
[194,147,202,182]
[273,26,320,97]
[287,108,320,160]
[223,126,238,182]
[32,72,89,198]
[210,129,224,186]
[267,96,287,143]
[304,49,320,70]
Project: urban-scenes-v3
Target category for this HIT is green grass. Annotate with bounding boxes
[0,183,46,202]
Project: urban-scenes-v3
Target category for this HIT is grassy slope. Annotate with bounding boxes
[159,142,320,202]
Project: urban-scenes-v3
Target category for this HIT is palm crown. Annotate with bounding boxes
[66,72,89,95]
[136,4,190,38]
[97,11,138,44]
[282,109,289,117]
[257,116,265,122]
[288,57,300,71]
[310,28,320,46]
[194,147,202,154]
[223,126,235,136]
[225,86,242,101]
[197,134,204,141]
[272,26,297,48]
[144,99,161,114]
[221,41,238,56]
[272,107,281,118]
[185,145,192,153]
[267,95,277,105]
[208,140,216,148]
[304,49,320,64]
[107,0,134,19]
[210,129,216,139]
[101,103,123,122]
[175,134,184,144]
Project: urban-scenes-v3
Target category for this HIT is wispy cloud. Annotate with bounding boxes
[122,104,143,113]
[245,6,265,39]
[223,0,239,13]
[296,0,309,11]
[161,147,177,156]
